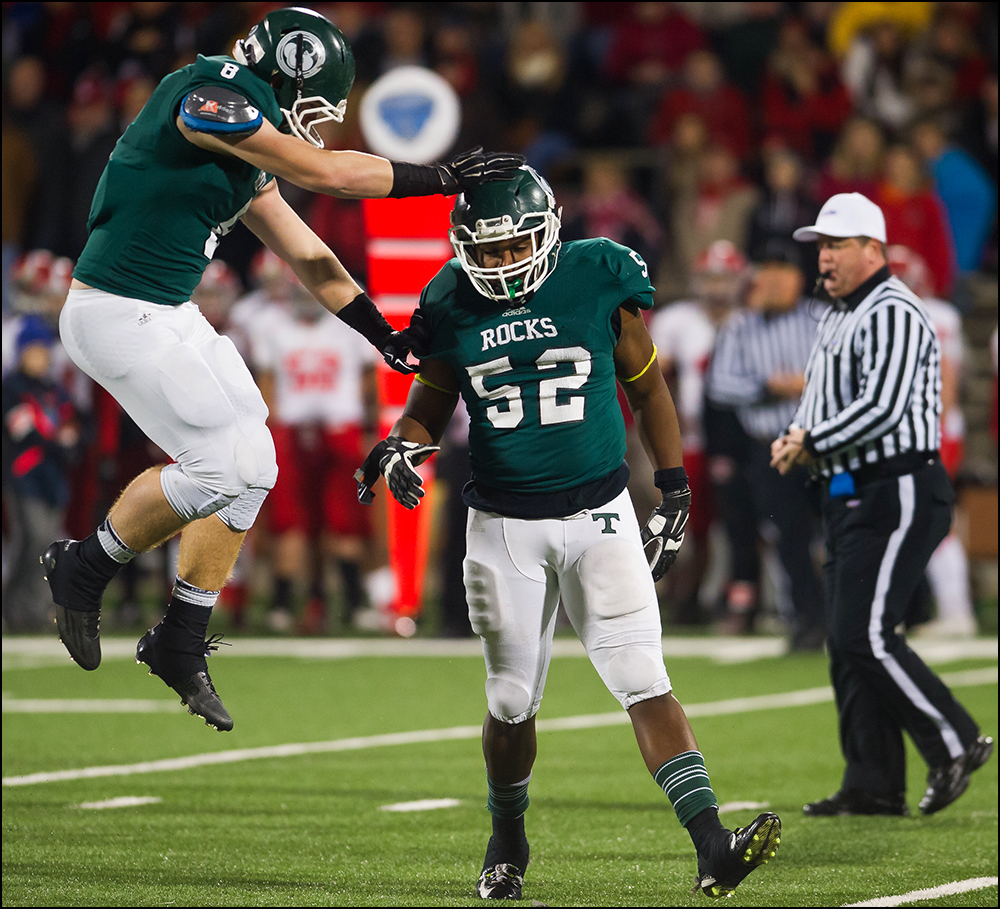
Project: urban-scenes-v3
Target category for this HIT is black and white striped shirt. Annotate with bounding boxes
[793,266,941,479]
[707,298,823,443]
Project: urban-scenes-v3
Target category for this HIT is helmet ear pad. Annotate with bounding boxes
[449,166,563,305]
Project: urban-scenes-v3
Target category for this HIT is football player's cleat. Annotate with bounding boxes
[43,541,102,671]
[919,735,994,815]
[803,789,908,817]
[477,864,524,901]
[449,165,562,306]
[233,7,354,148]
[477,831,529,901]
[136,624,233,731]
[694,812,780,899]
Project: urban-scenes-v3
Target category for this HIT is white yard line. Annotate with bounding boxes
[4,667,994,788]
[378,798,462,812]
[76,796,162,810]
[843,876,998,906]
[718,800,770,813]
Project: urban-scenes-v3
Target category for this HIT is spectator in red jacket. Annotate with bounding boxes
[562,155,663,269]
[761,17,853,161]
[913,7,990,106]
[648,50,751,162]
[602,1,707,143]
[668,142,759,295]
[603,2,707,89]
[876,142,956,297]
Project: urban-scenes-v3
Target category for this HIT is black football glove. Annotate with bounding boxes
[641,486,691,582]
[379,331,418,374]
[378,310,432,374]
[437,146,526,194]
[355,437,440,509]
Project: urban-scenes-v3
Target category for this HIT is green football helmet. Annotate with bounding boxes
[233,6,355,148]
[449,165,562,305]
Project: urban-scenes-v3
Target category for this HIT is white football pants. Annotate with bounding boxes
[464,487,671,724]
[60,287,276,530]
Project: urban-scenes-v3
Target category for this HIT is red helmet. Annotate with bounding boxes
[886,244,932,298]
[192,261,241,328]
[12,249,74,294]
[692,240,748,276]
[250,247,297,287]
[11,250,74,314]
[196,260,240,294]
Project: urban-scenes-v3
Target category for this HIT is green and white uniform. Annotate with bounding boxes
[420,238,671,722]
[76,55,280,306]
[60,55,282,531]
[420,238,654,516]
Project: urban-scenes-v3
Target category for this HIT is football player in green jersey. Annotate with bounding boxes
[42,6,523,731]
[356,167,781,900]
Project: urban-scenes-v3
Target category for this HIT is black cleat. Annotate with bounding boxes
[695,812,780,899]
[136,624,233,731]
[477,832,528,900]
[43,541,102,671]
[477,864,524,900]
[919,735,994,815]
[804,788,909,817]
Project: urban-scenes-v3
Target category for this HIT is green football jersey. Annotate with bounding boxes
[419,238,655,496]
[74,55,281,306]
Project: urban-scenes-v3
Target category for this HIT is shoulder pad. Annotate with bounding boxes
[180,86,263,135]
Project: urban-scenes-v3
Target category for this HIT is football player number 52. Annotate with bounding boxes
[468,347,591,429]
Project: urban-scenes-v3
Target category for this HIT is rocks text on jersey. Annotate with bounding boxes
[481,317,558,351]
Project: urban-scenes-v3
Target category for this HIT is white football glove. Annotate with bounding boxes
[641,486,691,581]
[355,437,440,510]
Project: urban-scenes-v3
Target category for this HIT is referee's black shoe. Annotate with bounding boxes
[136,623,233,731]
[43,541,102,671]
[803,789,909,817]
[694,812,781,899]
[919,735,994,815]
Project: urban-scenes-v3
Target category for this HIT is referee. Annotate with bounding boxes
[771,193,993,816]
[707,240,826,649]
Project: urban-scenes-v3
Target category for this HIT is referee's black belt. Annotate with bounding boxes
[825,450,940,492]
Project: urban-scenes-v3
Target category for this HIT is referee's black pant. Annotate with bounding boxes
[821,459,980,797]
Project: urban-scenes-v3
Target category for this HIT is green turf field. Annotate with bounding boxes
[2,635,997,907]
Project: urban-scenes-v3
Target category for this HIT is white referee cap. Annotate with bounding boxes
[793,192,887,243]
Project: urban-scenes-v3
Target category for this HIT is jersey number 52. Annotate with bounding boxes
[467,347,591,429]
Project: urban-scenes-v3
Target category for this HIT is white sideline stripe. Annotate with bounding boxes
[843,876,998,906]
[3,668,994,789]
[4,635,995,666]
[3,698,182,714]
[76,796,162,810]
[378,798,461,813]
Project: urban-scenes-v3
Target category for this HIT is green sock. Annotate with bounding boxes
[486,774,531,818]
[654,751,719,827]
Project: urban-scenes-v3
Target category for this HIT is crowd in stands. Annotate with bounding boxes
[2,2,998,637]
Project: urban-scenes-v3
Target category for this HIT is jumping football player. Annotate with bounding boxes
[356,167,781,900]
[43,6,522,731]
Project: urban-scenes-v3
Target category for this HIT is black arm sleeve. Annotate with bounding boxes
[336,292,393,349]
[387,161,457,198]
